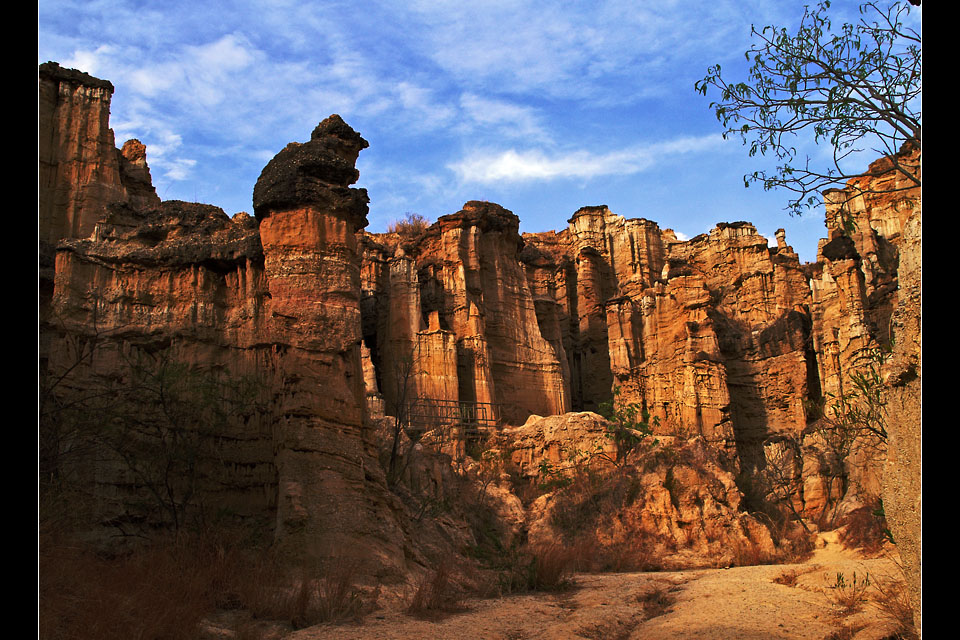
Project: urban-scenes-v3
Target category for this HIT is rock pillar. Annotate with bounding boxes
[253,115,403,565]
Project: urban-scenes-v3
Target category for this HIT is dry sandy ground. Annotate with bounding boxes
[212,533,909,640]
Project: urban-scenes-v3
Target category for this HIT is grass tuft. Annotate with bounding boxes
[406,556,463,618]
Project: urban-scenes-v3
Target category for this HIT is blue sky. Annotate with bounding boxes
[38,0,921,263]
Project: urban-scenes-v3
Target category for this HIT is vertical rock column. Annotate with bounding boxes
[253,116,402,565]
[416,202,569,423]
[39,62,125,245]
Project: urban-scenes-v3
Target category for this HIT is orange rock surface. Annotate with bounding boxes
[39,64,919,589]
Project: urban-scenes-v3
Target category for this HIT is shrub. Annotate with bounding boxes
[838,499,893,554]
[39,533,240,640]
[406,556,463,618]
[597,386,658,467]
[526,543,577,591]
[829,571,872,615]
[872,578,918,640]
[387,212,430,237]
[638,586,674,619]
[38,530,367,640]
[41,345,278,534]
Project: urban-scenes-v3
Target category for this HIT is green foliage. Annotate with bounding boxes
[695,1,920,215]
[598,386,659,467]
[810,348,889,466]
[536,460,573,492]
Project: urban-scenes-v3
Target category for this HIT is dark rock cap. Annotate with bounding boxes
[252,115,370,229]
[39,61,114,92]
[820,234,860,262]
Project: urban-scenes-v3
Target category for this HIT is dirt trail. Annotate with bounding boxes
[225,534,907,640]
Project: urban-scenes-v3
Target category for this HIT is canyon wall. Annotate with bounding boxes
[39,64,919,584]
[40,64,410,570]
[359,151,918,523]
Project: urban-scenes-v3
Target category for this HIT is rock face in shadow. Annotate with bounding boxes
[512,212,816,481]
[882,208,921,633]
[252,115,409,565]
[819,142,922,632]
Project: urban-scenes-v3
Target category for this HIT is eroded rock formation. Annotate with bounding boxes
[41,87,411,570]
[39,63,919,592]
[39,62,160,248]
[360,202,570,426]
[358,148,918,528]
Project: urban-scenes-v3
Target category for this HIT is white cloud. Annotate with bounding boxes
[62,45,116,76]
[123,33,258,108]
[459,93,549,141]
[450,135,724,184]
[163,157,198,181]
[392,82,457,128]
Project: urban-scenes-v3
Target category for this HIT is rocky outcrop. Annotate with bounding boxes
[814,141,921,631]
[46,200,274,527]
[518,212,816,476]
[882,207,921,633]
[360,202,570,426]
[39,62,162,375]
[44,105,411,572]
[356,157,916,524]
[39,62,160,247]
[244,115,409,566]
[40,64,919,592]
[503,413,778,569]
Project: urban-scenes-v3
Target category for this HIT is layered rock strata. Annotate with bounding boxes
[516,210,816,477]
[40,64,919,590]
[251,116,406,562]
[360,202,571,427]
[43,99,410,569]
[39,61,160,247]
[503,413,777,569]
[359,160,916,524]
[47,202,276,525]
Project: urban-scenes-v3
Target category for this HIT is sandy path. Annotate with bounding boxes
[271,535,905,640]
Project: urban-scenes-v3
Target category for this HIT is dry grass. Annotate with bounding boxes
[571,536,663,573]
[838,500,891,554]
[773,565,818,587]
[638,585,674,619]
[284,561,365,628]
[488,542,580,595]
[872,578,918,640]
[40,535,236,640]
[406,556,464,618]
[774,569,801,586]
[829,571,872,615]
[528,543,578,591]
[731,538,770,567]
[387,213,430,237]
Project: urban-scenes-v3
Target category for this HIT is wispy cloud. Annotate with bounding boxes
[450,134,723,184]
[458,93,549,142]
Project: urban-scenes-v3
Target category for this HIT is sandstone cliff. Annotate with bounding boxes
[41,93,413,571]
[39,64,918,599]
[39,61,160,247]
[360,202,570,427]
